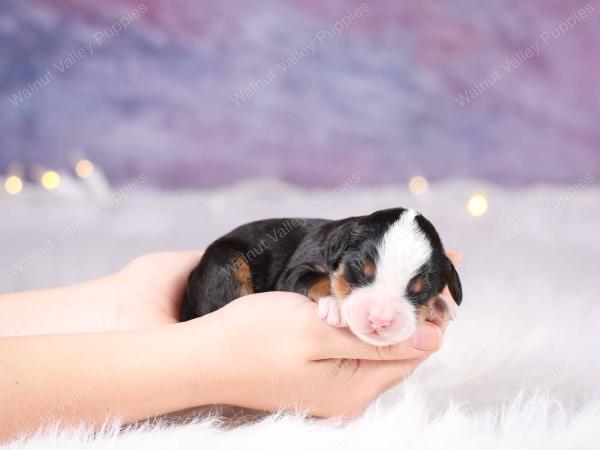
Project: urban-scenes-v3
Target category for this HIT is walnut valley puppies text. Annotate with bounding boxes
[7,3,148,107]
[229,3,370,105]
[455,3,594,106]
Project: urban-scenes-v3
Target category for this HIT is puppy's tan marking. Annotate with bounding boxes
[417,297,437,322]
[332,264,351,299]
[233,255,253,297]
[307,275,332,301]
[362,259,376,279]
[408,276,425,294]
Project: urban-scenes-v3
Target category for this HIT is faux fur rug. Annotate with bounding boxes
[2,178,599,449]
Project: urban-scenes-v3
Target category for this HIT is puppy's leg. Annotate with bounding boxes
[317,296,346,327]
[181,240,254,321]
[290,270,346,327]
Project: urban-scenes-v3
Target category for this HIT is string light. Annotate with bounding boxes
[467,194,488,217]
[4,175,23,195]
[75,159,94,178]
[41,171,61,190]
[408,176,429,195]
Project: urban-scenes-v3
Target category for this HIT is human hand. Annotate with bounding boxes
[108,251,203,330]
[0,251,204,336]
[187,291,446,418]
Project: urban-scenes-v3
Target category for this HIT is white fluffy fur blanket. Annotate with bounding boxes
[2,179,599,449]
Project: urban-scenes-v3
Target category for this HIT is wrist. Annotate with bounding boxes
[177,314,230,407]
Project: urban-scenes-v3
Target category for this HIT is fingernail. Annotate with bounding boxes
[413,324,442,351]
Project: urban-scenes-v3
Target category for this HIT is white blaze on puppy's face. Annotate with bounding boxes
[341,209,433,346]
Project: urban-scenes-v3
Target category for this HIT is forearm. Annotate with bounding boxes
[0,251,203,337]
[0,320,214,442]
[0,277,116,336]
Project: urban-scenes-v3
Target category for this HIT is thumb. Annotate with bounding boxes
[413,322,444,351]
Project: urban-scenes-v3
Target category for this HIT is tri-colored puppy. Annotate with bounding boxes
[181,208,462,346]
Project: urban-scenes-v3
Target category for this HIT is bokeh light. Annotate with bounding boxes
[409,176,429,195]
[41,171,61,190]
[4,175,23,195]
[75,159,94,178]
[467,194,489,217]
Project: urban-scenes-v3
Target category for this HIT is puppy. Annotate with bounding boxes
[181,208,462,346]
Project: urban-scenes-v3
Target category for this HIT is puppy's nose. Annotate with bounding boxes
[368,314,391,330]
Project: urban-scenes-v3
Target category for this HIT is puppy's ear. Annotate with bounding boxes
[326,222,354,271]
[443,256,462,305]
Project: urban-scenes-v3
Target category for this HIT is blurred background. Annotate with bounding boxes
[0,0,598,294]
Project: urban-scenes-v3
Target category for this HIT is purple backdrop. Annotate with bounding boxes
[1,0,599,188]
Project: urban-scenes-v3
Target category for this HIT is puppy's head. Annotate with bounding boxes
[327,208,462,346]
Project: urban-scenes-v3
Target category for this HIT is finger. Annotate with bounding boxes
[427,314,449,331]
[158,251,204,299]
[413,322,444,349]
[167,251,204,276]
[445,249,462,268]
[315,321,444,361]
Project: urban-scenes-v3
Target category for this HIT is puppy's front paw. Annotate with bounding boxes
[318,296,346,327]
